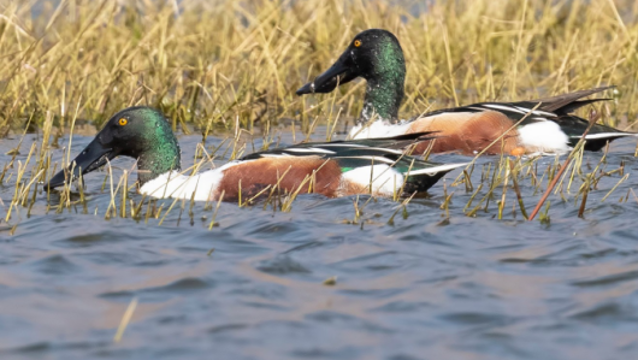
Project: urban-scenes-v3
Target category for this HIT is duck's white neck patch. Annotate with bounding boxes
[341,164,404,196]
[518,121,570,154]
[139,161,239,201]
[349,120,412,140]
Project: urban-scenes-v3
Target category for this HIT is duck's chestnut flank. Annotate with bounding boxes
[214,157,343,201]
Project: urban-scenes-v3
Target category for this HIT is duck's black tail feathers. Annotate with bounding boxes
[529,86,614,114]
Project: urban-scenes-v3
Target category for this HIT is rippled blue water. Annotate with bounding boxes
[2,128,638,360]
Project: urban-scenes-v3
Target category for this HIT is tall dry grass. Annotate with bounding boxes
[0,0,636,137]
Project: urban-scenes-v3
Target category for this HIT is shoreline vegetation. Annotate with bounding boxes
[1,0,638,135]
[1,0,638,230]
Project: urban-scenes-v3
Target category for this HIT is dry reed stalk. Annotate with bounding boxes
[528,110,601,221]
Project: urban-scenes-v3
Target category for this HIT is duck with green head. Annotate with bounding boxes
[47,106,466,201]
[297,29,636,156]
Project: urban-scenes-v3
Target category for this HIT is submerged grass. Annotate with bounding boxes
[0,0,638,231]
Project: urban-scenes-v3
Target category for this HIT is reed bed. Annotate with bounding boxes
[0,0,637,231]
[1,0,638,132]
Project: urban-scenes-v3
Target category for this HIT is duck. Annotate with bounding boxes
[46,106,466,201]
[296,29,636,156]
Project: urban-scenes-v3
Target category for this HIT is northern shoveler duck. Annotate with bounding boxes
[296,29,636,155]
[47,106,466,201]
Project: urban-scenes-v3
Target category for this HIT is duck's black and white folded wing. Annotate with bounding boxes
[242,132,464,178]
[240,132,439,160]
[416,86,635,151]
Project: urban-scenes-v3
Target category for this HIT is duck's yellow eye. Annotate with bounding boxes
[118,118,128,126]
[354,39,362,47]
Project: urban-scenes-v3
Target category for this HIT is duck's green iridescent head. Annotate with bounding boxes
[48,106,181,189]
[297,29,406,121]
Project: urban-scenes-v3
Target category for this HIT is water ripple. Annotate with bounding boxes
[2,134,638,359]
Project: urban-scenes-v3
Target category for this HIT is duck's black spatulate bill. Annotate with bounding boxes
[296,50,358,95]
[47,138,115,189]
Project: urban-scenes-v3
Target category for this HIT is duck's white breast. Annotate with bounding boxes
[139,162,241,201]
[349,120,412,139]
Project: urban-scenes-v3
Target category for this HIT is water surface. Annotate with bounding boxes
[2,128,638,360]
